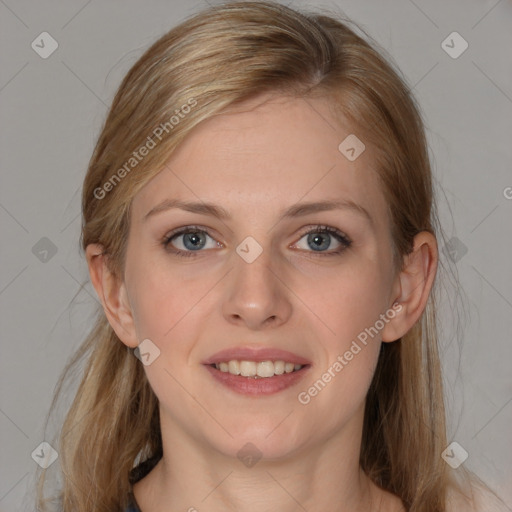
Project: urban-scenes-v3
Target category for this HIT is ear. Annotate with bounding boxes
[85,243,139,348]
[381,231,438,342]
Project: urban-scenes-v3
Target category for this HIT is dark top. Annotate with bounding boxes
[125,496,141,512]
[125,454,161,512]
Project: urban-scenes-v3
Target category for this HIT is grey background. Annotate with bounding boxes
[0,0,511,510]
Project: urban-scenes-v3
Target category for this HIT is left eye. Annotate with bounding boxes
[293,227,351,254]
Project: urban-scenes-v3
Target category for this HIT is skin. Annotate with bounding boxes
[87,93,437,512]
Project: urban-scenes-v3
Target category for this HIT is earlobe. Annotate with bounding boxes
[85,243,139,348]
[381,231,438,342]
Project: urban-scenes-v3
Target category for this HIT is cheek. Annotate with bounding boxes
[296,341,380,444]
[295,267,386,417]
[298,260,392,349]
[127,255,218,343]
[125,260,220,420]
[292,262,389,414]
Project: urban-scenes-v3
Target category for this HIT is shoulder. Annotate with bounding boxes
[446,480,510,512]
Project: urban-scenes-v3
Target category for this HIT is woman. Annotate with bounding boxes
[36,2,507,511]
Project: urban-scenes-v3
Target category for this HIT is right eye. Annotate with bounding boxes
[162,226,223,257]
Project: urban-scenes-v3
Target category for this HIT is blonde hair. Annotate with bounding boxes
[36,2,472,510]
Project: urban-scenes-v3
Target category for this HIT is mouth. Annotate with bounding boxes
[203,357,311,396]
[202,347,312,396]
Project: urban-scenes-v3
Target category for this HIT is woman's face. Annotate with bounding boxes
[122,93,400,459]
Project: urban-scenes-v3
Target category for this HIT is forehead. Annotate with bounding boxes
[131,93,389,229]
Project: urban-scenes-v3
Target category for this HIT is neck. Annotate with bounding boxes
[133,409,382,512]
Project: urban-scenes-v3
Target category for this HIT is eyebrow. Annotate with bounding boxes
[143,198,372,225]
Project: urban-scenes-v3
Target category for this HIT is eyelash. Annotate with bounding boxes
[161,224,352,258]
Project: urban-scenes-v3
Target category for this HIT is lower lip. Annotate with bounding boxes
[204,364,310,396]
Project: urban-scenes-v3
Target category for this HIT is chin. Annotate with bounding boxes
[208,422,306,462]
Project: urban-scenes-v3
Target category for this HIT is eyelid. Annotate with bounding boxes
[163,224,219,240]
[162,224,222,248]
[290,225,352,255]
[294,225,351,244]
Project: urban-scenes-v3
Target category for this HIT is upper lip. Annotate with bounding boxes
[202,347,312,366]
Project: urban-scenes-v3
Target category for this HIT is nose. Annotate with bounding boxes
[222,245,293,330]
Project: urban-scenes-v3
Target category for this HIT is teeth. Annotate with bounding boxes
[240,360,257,377]
[228,360,240,375]
[214,360,304,378]
[256,361,274,378]
[274,360,285,375]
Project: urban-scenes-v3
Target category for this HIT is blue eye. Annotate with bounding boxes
[163,226,219,257]
[294,226,352,255]
[162,225,351,258]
